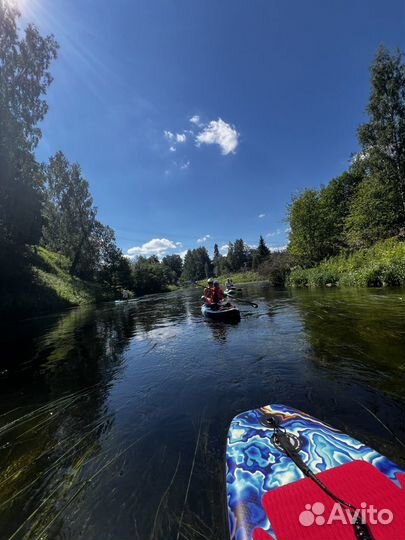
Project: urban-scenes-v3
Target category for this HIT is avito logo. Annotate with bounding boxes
[299,502,393,527]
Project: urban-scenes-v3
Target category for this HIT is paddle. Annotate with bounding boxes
[230,297,258,308]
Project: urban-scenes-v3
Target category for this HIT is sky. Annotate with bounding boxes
[21,0,405,259]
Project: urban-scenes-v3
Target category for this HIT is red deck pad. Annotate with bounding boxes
[256,461,405,540]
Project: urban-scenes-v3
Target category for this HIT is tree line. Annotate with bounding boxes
[288,46,405,268]
[181,236,291,285]
[0,2,136,299]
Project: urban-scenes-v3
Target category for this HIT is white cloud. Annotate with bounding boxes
[266,229,281,237]
[175,241,183,247]
[177,250,188,260]
[176,133,186,143]
[220,244,229,254]
[180,160,190,170]
[190,115,201,125]
[197,234,211,243]
[268,245,287,252]
[127,238,177,257]
[196,118,239,155]
[285,226,291,233]
[164,130,187,148]
[164,130,174,141]
[258,213,266,218]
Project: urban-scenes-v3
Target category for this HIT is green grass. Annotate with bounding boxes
[197,271,263,286]
[288,238,405,288]
[1,246,115,317]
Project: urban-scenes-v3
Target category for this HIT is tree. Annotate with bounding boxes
[162,254,183,283]
[358,46,405,227]
[344,177,399,248]
[226,239,250,272]
[257,235,270,259]
[212,243,222,276]
[318,171,363,254]
[42,152,100,276]
[182,247,212,281]
[42,152,122,279]
[257,251,294,286]
[253,235,270,269]
[288,189,329,266]
[0,1,58,264]
[130,256,171,295]
[98,246,133,290]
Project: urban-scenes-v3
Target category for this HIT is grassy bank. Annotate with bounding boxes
[288,238,405,288]
[197,271,262,286]
[1,247,115,317]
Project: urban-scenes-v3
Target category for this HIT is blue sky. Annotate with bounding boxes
[25,0,405,258]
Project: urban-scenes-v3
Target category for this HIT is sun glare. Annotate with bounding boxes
[8,0,44,26]
[5,0,28,14]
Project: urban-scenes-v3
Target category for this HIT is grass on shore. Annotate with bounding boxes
[196,271,262,287]
[288,238,405,288]
[2,246,115,317]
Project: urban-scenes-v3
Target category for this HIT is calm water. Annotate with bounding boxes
[0,284,404,540]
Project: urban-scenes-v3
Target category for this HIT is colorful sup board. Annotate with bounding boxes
[226,404,405,540]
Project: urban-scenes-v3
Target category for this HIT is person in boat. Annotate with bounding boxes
[204,278,214,303]
[209,280,224,307]
[225,278,234,289]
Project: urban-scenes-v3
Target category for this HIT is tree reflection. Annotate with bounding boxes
[0,304,137,539]
[293,288,405,395]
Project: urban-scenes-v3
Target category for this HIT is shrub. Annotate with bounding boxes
[287,238,405,288]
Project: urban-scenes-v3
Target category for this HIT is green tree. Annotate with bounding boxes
[253,235,270,269]
[98,246,133,290]
[226,239,250,271]
[319,171,363,254]
[182,247,212,281]
[42,152,99,276]
[345,177,399,248]
[212,243,223,276]
[131,256,170,295]
[162,254,183,283]
[358,46,405,227]
[0,1,58,263]
[42,152,119,279]
[258,251,294,286]
[288,189,328,266]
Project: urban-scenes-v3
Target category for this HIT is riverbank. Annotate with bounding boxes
[0,246,116,317]
[196,271,262,287]
[288,238,405,288]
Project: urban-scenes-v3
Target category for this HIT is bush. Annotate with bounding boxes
[258,252,295,287]
[287,238,405,288]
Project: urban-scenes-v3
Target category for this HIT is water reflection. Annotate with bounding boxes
[0,305,137,539]
[0,286,404,539]
[293,288,405,395]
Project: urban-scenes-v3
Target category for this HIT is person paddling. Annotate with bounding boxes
[204,278,214,303]
[210,280,224,307]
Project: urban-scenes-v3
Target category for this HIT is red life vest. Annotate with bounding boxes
[211,287,223,304]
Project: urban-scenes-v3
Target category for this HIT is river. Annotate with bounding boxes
[0,284,404,539]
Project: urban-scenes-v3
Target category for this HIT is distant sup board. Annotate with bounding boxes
[226,404,405,540]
